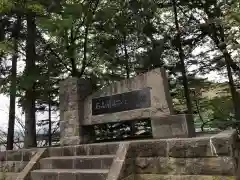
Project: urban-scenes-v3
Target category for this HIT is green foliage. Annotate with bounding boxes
[27,2,45,15]
[0,0,14,12]
[1,0,240,147]
[0,40,13,54]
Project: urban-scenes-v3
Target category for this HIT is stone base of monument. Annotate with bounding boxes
[151,114,196,139]
[60,114,195,146]
[60,136,82,146]
[60,126,96,146]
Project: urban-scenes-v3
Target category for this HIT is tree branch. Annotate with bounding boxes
[36,29,72,73]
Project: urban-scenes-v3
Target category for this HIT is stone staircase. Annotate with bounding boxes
[16,130,239,180]
[31,155,114,180]
[31,144,119,180]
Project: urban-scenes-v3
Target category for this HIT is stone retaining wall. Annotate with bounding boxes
[126,130,240,179]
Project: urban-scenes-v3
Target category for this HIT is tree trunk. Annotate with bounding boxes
[7,16,21,150]
[219,36,240,120]
[68,28,78,77]
[214,21,240,121]
[123,35,130,79]
[172,0,193,115]
[24,14,37,148]
[47,60,52,146]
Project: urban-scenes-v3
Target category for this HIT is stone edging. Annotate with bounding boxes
[16,148,47,180]
[106,142,131,180]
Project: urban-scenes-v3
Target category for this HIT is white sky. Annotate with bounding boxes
[0,95,52,130]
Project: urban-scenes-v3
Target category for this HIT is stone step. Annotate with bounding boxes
[135,157,235,176]
[48,143,119,157]
[40,155,115,169]
[31,169,109,180]
[0,161,28,172]
[136,174,235,180]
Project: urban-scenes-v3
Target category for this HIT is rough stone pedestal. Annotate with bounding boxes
[59,77,93,146]
[151,114,196,138]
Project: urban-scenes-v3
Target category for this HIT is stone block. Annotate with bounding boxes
[60,136,82,146]
[62,145,78,156]
[59,78,92,110]
[167,130,237,157]
[48,147,63,157]
[135,174,236,180]
[121,174,134,180]
[58,172,76,180]
[125,130,237,158]
[31,170,58,180]
[59,78,93,145]
[40,155,114,169]
[48,143,119,157]
[75,145,88,155]
[0,161,28,172]
[75,171,108,180]
[151,114,195,139]
[6,149,36,161]
[135,157,235,175]
[128,140,167,157]
[31,169,109,180]
[52,158,73,169]
[74,155,114,169]
[88,143,119,155]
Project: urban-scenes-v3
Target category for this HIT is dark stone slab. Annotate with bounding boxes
[92,88,151,115]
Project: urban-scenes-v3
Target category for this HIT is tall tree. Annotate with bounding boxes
[24,13,37,148]
[172,0,193,114]
[7,16,21,150]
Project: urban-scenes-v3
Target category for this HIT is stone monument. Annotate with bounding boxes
[59,68,195,145]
